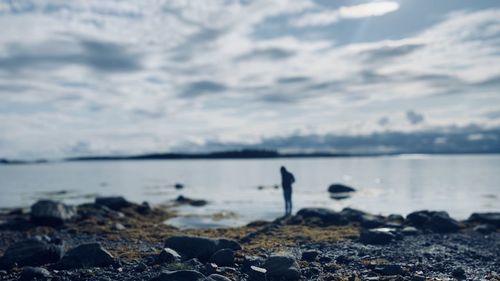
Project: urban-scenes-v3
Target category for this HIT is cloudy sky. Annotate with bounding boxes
[1,0,500,159]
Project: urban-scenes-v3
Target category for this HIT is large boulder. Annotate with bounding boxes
[406,210,460,233]
[30,200,76,226]
[151,270,206,281]
[468,212,500,227]
[164,236,241,261]
[95,196,132,211]
[296,208,348,225]
[60,243,114,269]
[0,238,63,269]
[328,184,356,193]
[263,255,300,281]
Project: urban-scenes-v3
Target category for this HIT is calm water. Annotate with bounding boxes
[0,155,499,228]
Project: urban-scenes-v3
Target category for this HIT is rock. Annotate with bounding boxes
[359,228,396,245]
[387,214,404,223]
[242,256,264,272]
[328,184,356,193]
[296,208,347,226]
[174,183,184,189]
[248,266,266,281]
[451,267,466,279]
[137,201,153,215]
[360,214,385,229]
[30,200,76,226]
[406,210,432,226]
[209,249,234,266]
[19,267,52,281]
[112,223,126,231]
[95,196,132,211]
[473,224,495,234]
[406,210,460,233]
[401,226,419,236]
[373,264,404,276]
[174,195,207,207]
[0,238,63,269]
[60,243,114,268]
[301,250,320,261]
[151,270,206,281]
[263,255,300,281]
[164,236,241,261]
[158,248,181,264]
[468,212,500,227]
[340,208,366,222]
[206,274,232,281]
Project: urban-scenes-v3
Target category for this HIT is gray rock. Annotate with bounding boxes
[206,274,232,281]
[151,270,205,281]
[468,212,500,227]
[164,236,241,261]
[248,266,266,281]
[19,267,52,281]
[387,214,405,223]
[30,200,76,226]
[0,238,63,269]
[95,196,132,211]
[158,248,181,264]
[340,208,366,222]
[301,250,320,261]
[359,228,396,245]
[360,214,385,229]
[406,210,461,233]
[61,243,114,268]
[263,255,300,281]
[296,208,348,225]
[242,256,264,272]
[328,184,356,193]
[401,226,419,236]
[112,223,126,231]
[209,249,234,266]
[473,224,495,234]
[137,201,153,215]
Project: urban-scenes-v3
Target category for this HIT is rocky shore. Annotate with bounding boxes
[0,197,499,281]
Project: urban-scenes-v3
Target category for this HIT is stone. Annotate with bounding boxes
[328,184,356,193]
[158,248,181,264]
[428,211,460,233]
[296,208,348,226]
[137,202,153,215]
[401,226,419,236]
[248,266,266,281]
[60,243,114,268]
[95,196,132,211]
[112,223,126,231]
[206,274,232,281]
[209,249,234,266]
[473,224,495,234]
[373,264,404,276]
[30,200,76,226]
[19,267,52,281]
[164,236,241,261]
[451,267,466,279]
[387,214,405,223]
[242,256,265,272]
[360,214,385,229]
[359,228,396,245]
[301,250,320,261]
[151,270,205,281]
[340,208,366,222]
[263,255,300,281]
[468,212,500,227]
[174,195,207,207]
[0,238,63,269]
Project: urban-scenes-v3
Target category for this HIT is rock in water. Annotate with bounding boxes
[151,270,206,281]
[19,267,52,281]
[95,196,132,211]
[164,236,241,261]
[328,184,356,193]
[263,255,301,281]
[0,238,63,269]
[296,208,348,225]
[359,228,397,245]
[209,249,235,266]
[157,248,181,264]
[61,243,114,268]
[30,200,76,226]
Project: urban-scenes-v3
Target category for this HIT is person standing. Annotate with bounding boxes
[280,166,295,216]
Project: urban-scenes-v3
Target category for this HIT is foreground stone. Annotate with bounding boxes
[164,236,241,261]
[158,248,181,264]
[0,238,63,269]
[263,255,300,281]
[60,243,114,269]
[151,270,205,281]
[30,200,76,226]
[19,267,52,281]
[95,196,132,211]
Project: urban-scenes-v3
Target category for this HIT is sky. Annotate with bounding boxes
[1,0,500,159]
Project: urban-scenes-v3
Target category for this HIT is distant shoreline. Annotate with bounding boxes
[1,149,499,165]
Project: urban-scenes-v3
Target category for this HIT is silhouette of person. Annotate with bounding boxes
[280,166,295,216]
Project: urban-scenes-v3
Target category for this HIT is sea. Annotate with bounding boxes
[0,154,499,228]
